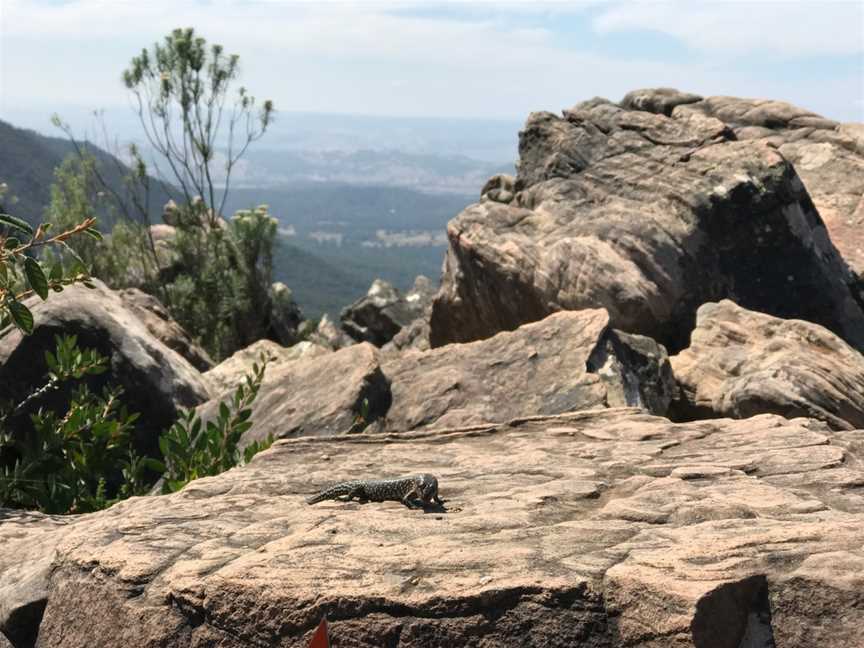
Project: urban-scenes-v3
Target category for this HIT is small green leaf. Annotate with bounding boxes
[8,300,34,334]
[24,257,49,300]
[49,262,63,282]
[0,213,34,236]
[4,237,19,250]
[141,458,165,473]
[83,227,103,241]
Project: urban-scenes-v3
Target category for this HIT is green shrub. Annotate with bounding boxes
[158,354,273,493]
[0,208,100,335]
[162,203,279,360]
[0,335,151,513]
[0,337,273,512]
[43,153,158,291]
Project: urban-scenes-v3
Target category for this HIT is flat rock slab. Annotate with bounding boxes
[2,410,863,646]
[378,309,674,431]
[671,300,864,430]
[430,92,864,353]
[198,342,390,444]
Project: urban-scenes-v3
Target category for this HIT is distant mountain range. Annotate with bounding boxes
[0,114,488,318]
[225,148,512,194]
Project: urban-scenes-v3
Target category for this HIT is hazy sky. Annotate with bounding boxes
[1,0,862,136]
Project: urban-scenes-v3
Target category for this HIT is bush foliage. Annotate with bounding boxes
[0,333,272,513]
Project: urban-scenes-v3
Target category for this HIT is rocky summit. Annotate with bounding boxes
[429,88,864,353]
[2,88,864,647]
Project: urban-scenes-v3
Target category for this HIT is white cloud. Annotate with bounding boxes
[592,0,864,57]
[0,0,861,126]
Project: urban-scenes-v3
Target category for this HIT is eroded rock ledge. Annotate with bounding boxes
[2,410,863,647]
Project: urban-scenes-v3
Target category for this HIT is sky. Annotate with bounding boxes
[0,0,862,139]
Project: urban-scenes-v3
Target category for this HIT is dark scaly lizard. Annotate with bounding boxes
[306,473,443,508]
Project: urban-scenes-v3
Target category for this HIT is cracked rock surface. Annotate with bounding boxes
[2,410,863,647]
[429,90,864,353]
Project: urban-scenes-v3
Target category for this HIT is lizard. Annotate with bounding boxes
[306,473,444,508]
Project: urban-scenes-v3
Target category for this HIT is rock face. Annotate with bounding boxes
[341,277,435,347]
[671,92,864,278]
[3,410,864,647]
[670,300,864,431]
[378,309,674,432]
[0,280,211,449]
[197,342,390,445]
[429,90,864,353]
[118,288,214,372]
[0,510,70,648]
[309,313,355,351]
[203,339,331,395]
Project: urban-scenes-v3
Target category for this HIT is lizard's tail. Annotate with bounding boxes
[306,483,354,505]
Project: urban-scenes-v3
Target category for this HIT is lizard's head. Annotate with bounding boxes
[417,474,439,502]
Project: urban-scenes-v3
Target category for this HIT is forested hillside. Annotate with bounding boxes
[0,118,169,224]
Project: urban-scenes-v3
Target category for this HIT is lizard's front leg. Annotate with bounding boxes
[402,486,422,508]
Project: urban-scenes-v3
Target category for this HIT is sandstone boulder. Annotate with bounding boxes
[620,87,702,116]
[670,300,864,430]
[430,92,864,354]
[309,313,355,351]
[119,288,214,371]
[0,510,70,648]
[381,315,430,354]
[2,410,863,646]
[0,280,211,451]
[480,173,516,204]
[341,277,435,347]
[378,309,674,431]
[204,339,331,395]
[197,342,390,445]
[664,92,864,278]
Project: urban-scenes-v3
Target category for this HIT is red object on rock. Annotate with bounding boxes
[307,617,330,648]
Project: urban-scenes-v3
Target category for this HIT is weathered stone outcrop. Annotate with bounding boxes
[378,309,674,432]
[341,277,435,347]
[2,410,863,646]
[430,90,864,353]
[204,339,330,395]
[309,313,355,351]
[197,342,390,445]
[480,173,516,204]
[119,288,214,371]
[671,92,864,277]
[0,280,211,448]
[670,299,864,430]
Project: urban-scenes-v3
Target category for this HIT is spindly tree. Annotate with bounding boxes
[122,27,274,224]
